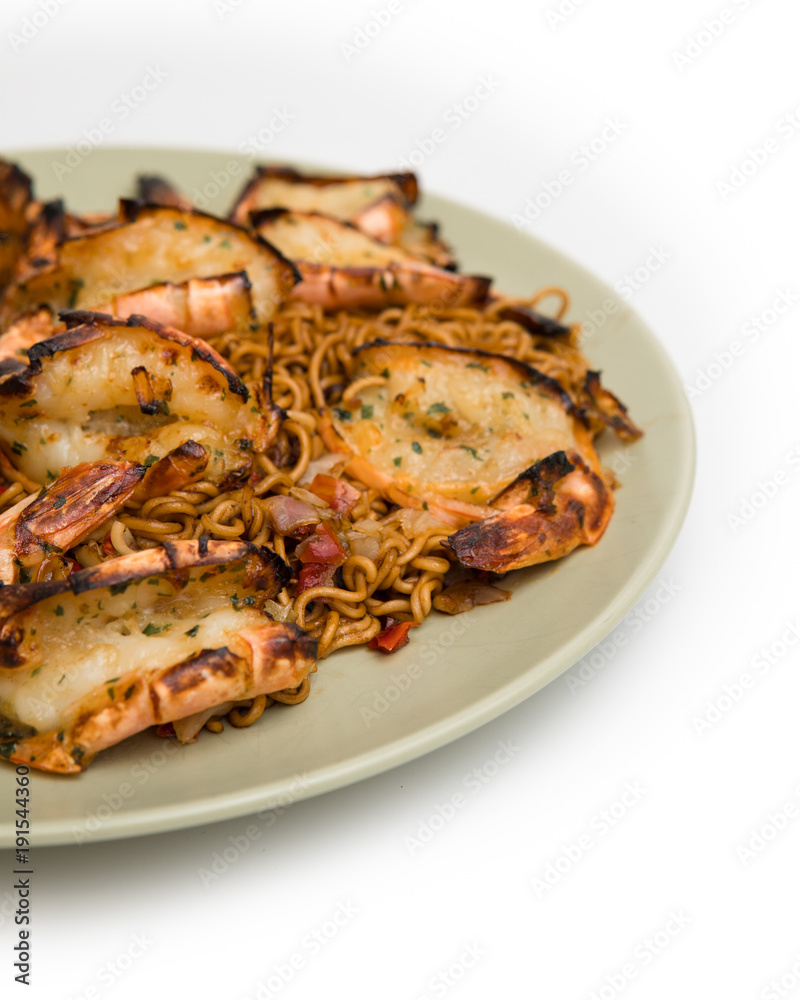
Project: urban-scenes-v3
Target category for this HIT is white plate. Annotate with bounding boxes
[0,147,695,845]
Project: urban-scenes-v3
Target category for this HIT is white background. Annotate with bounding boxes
[2,1,799,997]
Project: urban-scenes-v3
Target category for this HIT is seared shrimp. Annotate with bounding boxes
[445,450,614,572]
[230,165,418,228]
[0,160,32,291]
[94,271,256,338]
[319,340,619,571]
[0,308,59,364]
[0,312,282,487]
[251,210,489,311]
[0,538,316,773]
[0,201,298,328]
[0,461,144,585]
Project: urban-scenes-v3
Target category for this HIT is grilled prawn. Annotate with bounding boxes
[230,165,418,229]
[0,539,315,773]
[319,340,619,572]
[0,201,298,328]
[0,160,32,292]
[0,312,281,488]
[251,209,489,311]
[0,461,145,585]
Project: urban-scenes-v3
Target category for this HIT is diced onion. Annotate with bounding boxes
[289,486,328,509]
[264,599,299,624]
[346,531,380,560]
[263,495,321,534]
[351,518,381,534]
[173,701,235,743]
[433,580,511,615]
[299,453,347,484]
[395,507,450,536]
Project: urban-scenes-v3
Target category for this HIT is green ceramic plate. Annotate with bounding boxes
[0,148,694,846]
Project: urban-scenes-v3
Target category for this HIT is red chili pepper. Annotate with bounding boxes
[307,474,360,515]
[369,619,420,653]
[101,532,115,557]
[156,723,176,738]
[0,485,7,496]
[297,562,335,593]
[65,557,82,574]
[297,522,346,566]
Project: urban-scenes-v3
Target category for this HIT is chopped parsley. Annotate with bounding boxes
[231,594,256,610]
[426,402,451,415]
[411,441,422,455]
[66,278,84,309]
[142,622,169,636]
